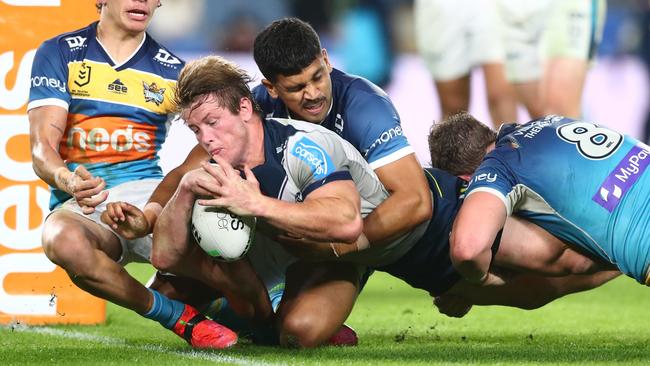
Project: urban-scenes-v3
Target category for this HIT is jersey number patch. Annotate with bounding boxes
[557,121,623,160]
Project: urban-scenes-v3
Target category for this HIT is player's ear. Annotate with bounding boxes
[261,79,278,99]
[321,49,333,73]
[239,97,254,121]
[458,173,472,182]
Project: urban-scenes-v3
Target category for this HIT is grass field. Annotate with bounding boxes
[2,263,650,366]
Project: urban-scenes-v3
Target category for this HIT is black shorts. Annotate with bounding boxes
[376,168,463,296]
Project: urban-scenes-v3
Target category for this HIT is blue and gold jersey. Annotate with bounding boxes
[252,68,413,170]
[466,116,650,283]
[28,22,184,209]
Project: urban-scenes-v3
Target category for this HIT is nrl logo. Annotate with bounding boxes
[142,81,165,105]
[74,62,91,87]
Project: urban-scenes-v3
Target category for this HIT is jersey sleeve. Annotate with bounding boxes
[344,86,414,169]
[285,130,355,198]
[27,38,70,111]
[465,155,519,215]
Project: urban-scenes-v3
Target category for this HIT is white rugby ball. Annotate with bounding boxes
[190,201,256,261]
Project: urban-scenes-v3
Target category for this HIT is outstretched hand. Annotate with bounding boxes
[100,201,149,239]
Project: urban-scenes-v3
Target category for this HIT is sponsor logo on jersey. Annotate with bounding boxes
[472,172,498,184]
[512,118,554,139]
[64,36,87,51]
[74,62,91,87]
[142,81,165,105]
[593,144,650,212]
[291,136,334,180]
[154,48,181,67]
[364,126,403,157]
[31,75,66,93]
[107,79,128,94]
[61,121,155,163]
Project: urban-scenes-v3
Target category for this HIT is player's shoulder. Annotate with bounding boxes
[38,22,95,56]
[252,83,269,99]
[142,33,185,77]
[331,68,398,117]
[332,68,390,101]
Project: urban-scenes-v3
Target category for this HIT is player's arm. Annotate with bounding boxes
[29,105,107,211]
[449,191,507,283]
[347,92,432,245]
[142,143,209,232]
[29,105,69,186]
[200,156,363,244]
[102,143,210,237]
[365,154,432,244]
[151,167,273,325]
[257,178,363,244]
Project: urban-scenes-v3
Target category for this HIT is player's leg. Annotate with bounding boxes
[511,80,545,119]
[439,269,620,317]
[42,209,151,311]
[541,58,588,118]
[540,0,606,118]
[482,62,517,128]
[42,209,236,348]
[435,77,472,119]
[496,0,549,119]
[277,261,363,348]
[415,0,473,121]
[494,216,616,276]
[148,271,220,308]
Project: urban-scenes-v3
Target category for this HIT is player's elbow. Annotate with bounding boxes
[408,189,433,223]
[150,238,183,273]
[334,213,363,244]
[449,230,485,267]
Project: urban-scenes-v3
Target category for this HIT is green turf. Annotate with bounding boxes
[2,263,650,365]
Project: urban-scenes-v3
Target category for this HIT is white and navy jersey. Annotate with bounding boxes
[252,68,414,170]
[253,118,428,267]
[28,22,184,209]
[465,115,650,283]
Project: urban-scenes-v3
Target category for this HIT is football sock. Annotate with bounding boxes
[142,288,185,329]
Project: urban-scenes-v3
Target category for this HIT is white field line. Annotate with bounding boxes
[6,325,289,366]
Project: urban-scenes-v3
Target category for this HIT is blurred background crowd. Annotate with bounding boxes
[147,0,650,168]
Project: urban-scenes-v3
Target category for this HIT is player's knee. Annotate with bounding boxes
[41,222,92,270]
[150,249,180,273]
[280,313,328,348]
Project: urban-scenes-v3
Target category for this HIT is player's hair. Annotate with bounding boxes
[174,55,262,116]
[428,112,497,176]
[253,17,322,83]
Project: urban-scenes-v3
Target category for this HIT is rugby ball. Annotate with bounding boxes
[190,201,256,261]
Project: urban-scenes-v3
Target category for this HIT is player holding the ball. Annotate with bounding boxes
[99,54,618,347]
